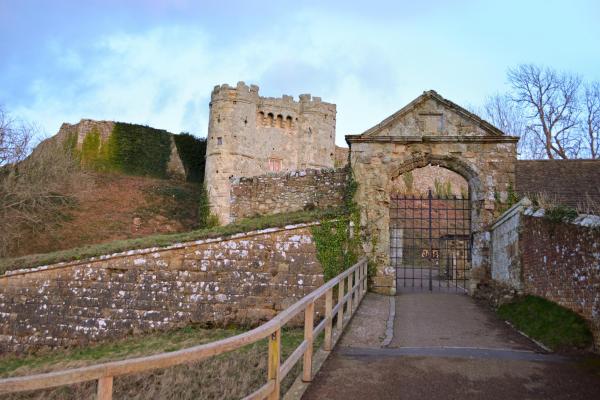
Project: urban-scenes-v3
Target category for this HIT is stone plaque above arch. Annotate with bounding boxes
[346,90,519,295]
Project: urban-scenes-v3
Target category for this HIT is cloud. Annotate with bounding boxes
[9,13,413,146]
[8,1,599,147]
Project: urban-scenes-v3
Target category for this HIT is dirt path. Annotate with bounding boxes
[302,292,600,400]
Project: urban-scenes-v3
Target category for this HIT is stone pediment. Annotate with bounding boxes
[358,90,505,138]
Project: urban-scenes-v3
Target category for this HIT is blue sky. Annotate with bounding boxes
[1,0,599,146]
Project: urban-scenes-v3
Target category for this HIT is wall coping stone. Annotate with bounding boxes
[523,207,600,228]
[1,222,321,279]
[345,135,520,144]
[491,197,532,230]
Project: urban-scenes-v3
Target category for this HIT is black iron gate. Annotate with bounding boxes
[390,190,471,293]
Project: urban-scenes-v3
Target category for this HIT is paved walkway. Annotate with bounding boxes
[302,292,600,400]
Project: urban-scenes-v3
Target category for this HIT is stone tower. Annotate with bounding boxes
[204,82,337,224]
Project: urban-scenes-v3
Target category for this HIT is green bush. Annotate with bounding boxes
[173,133,207,182]
[498,295,592,350]
[197,184,218,228]
[545,204,578,223]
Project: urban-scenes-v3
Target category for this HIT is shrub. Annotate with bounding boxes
[545,204,578,223]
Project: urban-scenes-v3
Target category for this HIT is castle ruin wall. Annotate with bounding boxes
[204,82,337,224]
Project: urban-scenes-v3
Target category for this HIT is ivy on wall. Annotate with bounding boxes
[63,129,78,155]
[80,128,112,171]
[311,168,362,281]
[108,123,172,177]
[173,133,207,183]
[72,124,208,182]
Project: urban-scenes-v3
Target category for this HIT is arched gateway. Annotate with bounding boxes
[346,90,519,295]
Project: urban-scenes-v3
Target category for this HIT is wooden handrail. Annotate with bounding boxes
[0,257,369,400]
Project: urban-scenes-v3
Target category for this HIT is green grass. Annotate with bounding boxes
[0,207,344,275]
[0,326,240,378]
[497,295,593,351]
[0,325,313,378]
[0,325,324,400]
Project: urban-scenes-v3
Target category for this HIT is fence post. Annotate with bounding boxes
[324,288,333,351]
[356,264,362,307]
[302,301,315,382]
[347,273,353,317]
[354,269,359,308]
[97,376,113,400]
[337,279,345,331]
[363,260,368,295]
[357,264,363,302]
[267,328,281,400]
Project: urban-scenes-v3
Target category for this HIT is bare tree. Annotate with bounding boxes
[481,93,544,159]
[0,107,32,167]
[0,106,92,256]
[582,82,600,159]
[507,64,582,159]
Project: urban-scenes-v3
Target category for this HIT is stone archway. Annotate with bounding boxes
[346,91,519,295]
[391,154,482,198]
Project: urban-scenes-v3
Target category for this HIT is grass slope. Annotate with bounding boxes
[0,207,343,274]
[498,295,593,351]
[0,325,322,399]
[6,173,202,259]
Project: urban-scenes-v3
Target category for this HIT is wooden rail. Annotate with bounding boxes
[0,257,369,400]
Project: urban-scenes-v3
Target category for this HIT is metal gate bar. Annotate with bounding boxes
[390,189,471,293]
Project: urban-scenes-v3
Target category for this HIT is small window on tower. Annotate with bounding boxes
[268,158,282,172]
[217,137,223,145]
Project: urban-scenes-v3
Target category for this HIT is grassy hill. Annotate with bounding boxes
[3,119,208,259]
[7,172,203,258]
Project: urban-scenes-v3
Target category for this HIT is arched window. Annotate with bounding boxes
[276,114,283,128]
[286,116,293,130]
[267,113,274,127]
[257,111,265,127]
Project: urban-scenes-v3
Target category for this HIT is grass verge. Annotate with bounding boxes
[0,324,323,399]
[497,295,593,351]
[0,207,344,275]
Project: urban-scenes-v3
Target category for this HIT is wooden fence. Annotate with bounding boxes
[0,257,369,399]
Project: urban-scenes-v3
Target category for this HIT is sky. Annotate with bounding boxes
[1,0,599,146]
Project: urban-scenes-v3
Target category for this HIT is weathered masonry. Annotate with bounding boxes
[204,82,337,224]
[229,169,347,222]
[490,202,600,348]
[347,90,519,295]
[0,224,324,352]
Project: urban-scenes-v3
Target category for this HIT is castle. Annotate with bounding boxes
[204,82,337,223]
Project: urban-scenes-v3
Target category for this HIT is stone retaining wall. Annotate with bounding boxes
[229,169,347,221]
[0,224,324,352]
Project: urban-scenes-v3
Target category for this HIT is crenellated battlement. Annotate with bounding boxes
[210,81,335,114]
